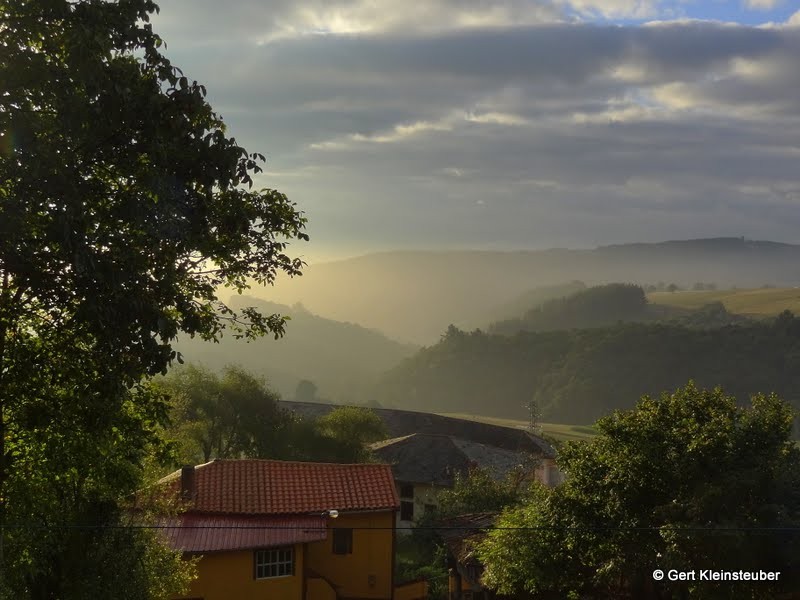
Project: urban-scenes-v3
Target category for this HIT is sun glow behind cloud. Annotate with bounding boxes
[153,0,800,251]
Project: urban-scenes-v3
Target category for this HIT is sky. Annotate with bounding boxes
[152,0,800,261]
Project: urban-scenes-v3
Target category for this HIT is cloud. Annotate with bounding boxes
[155,0,695,47]
[155,0,568,45]
[350,118,455,143]
[149,5,800,251]
[309,115,457,149]
[743,0,783,10]
[231,21,792,154]
[464,111,533,125]
[310,111,535,150]
[564,0,662,20]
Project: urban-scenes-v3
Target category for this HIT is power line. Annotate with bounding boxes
[3,524,800,532]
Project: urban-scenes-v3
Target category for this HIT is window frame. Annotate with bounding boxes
[254,546,295,579]
[332,527,354,555]
[400,500,414,521]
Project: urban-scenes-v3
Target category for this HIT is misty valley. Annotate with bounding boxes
[7,1,800,596]
[177,237,800,431]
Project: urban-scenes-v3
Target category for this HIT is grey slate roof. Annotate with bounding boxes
[280,401,556,458]
[369,433,535,487]
[435,513,497,576]
[436,512,496,546]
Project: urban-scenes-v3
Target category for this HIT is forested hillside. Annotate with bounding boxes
[489,283,749,334]
[490,283,650,333]
[375,313,800,427]
[175,296,418,401]
[480,280,588,326]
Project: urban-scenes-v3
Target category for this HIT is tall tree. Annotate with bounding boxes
[314,406,388,462]
[294,379,319,403]
[158,365,292,464]
[432,467,531,520]
[478,383,800,599]
[1,0,307,595]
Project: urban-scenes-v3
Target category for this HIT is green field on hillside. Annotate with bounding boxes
[439,413,597,442]
[648,287,800,316]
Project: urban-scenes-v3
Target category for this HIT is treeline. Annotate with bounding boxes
[155,365,388,468]
[478,280,587,326]
[477,383,800,598]
[489,283,650,334]
[488,282,749,335]
[399,384,800,599]
[376,312,800,426]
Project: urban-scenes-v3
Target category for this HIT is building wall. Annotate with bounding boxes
[397,482,441,533]
[395,457,561,534]
[306,511,395,600]
[177,545,304,600]
[535,458,563,486]
[394,579,428,600]
[306,576,337,600]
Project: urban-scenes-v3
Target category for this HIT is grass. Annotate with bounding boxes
[648,287,800,316]
[438,413,597,442]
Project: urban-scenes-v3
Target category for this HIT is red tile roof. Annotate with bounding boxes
[161,459,399,515]
[161,514,327,552]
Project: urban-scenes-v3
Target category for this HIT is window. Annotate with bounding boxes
[400,500,414,521]
[548,465,562,486]
[399,483,414,499]
[254,547,294,579]
[332,528,353,554]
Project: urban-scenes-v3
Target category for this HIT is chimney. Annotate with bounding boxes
[181,465,195,501]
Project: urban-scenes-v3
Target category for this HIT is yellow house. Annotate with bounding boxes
[159,459,421,600]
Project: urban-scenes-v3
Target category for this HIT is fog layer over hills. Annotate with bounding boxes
[174,296,417,401]
[264,238,800,344]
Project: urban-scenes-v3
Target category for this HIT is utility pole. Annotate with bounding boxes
[525,397,542,436]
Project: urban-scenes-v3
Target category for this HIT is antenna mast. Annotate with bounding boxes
[525,397,542,436]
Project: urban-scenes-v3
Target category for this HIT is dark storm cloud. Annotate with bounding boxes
[181,22,795,146]
[150,2,800,252]
[255,22,781,81]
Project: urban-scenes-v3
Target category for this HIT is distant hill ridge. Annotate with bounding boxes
[320,238,800,264]
[597,237,796,251]
[489,282,753,334]
[174,296,418,402]
[265,237,800,344]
